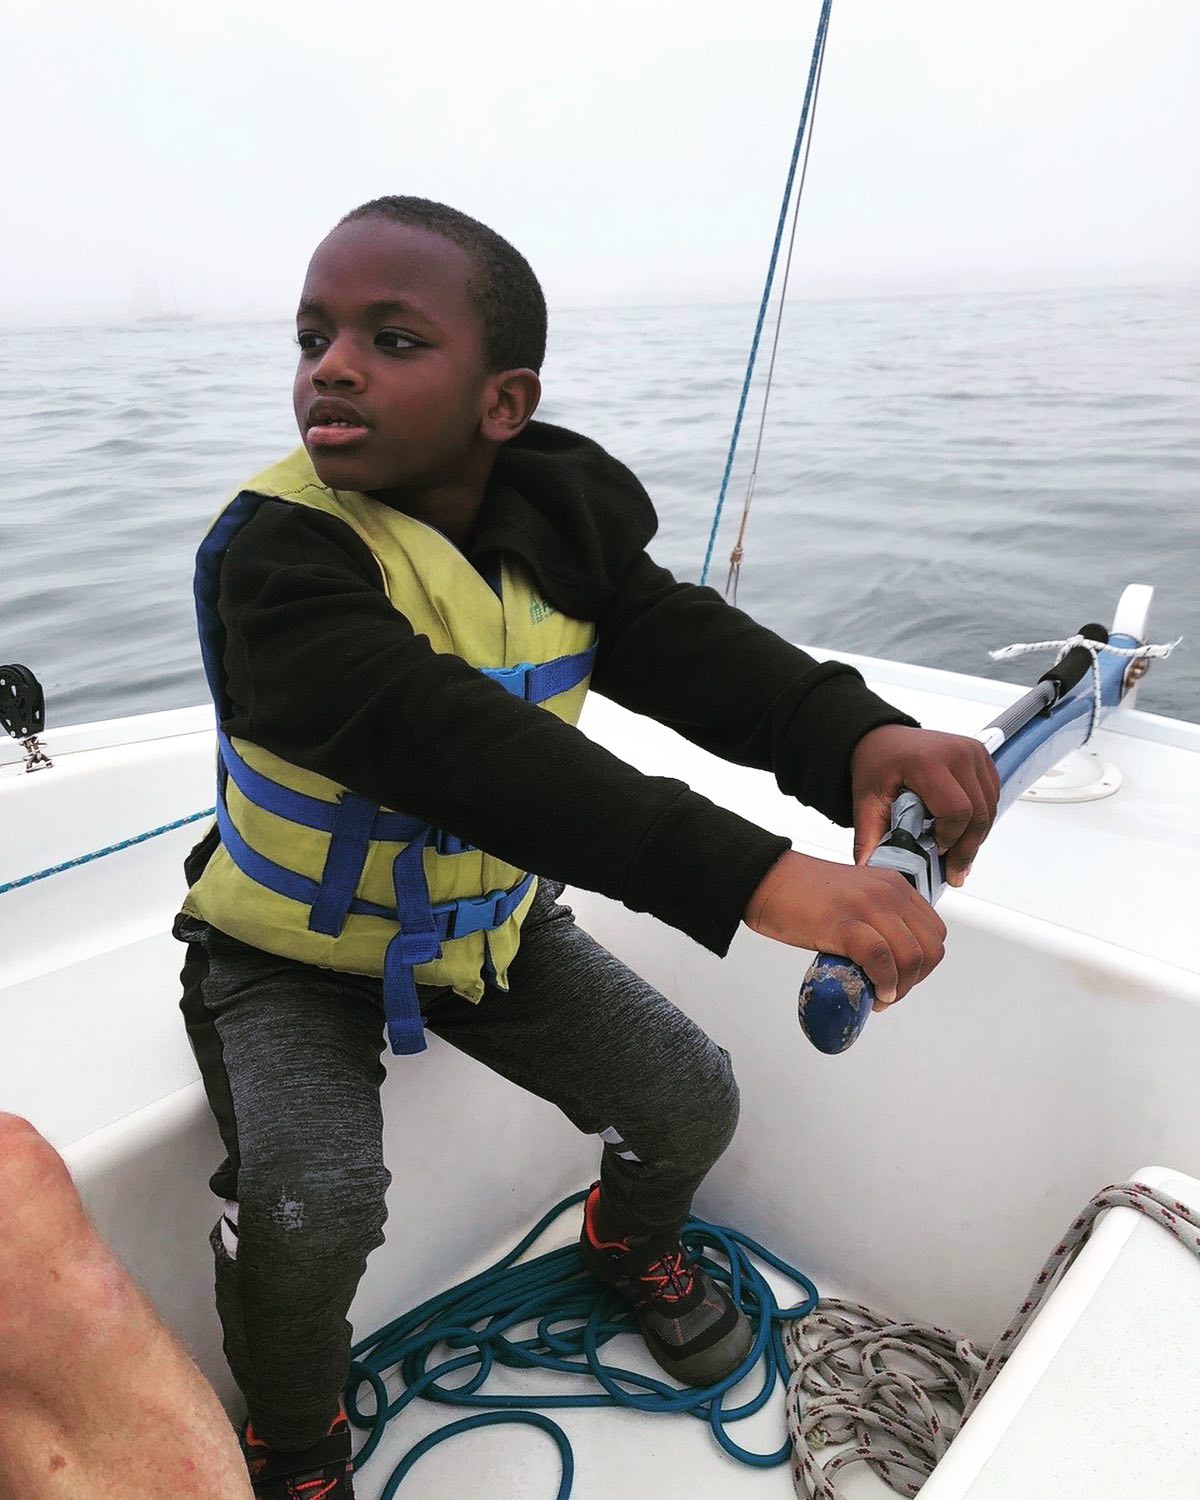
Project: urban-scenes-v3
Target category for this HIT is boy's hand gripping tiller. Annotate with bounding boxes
[797,792,944,1056]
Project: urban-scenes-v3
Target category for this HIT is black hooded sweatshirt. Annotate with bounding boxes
[184,421,916,956]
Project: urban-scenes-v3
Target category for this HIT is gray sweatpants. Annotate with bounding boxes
[174,879,740,1450]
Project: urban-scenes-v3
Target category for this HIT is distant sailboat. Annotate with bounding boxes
[131,272,194,325]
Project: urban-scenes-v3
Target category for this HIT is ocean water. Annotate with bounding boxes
[2,282,1197,730]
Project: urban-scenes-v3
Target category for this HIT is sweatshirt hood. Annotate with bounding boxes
[473,421,659,617]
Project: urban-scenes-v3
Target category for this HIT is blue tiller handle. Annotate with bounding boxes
[798,952,880,1054]
[798,789,944,1056]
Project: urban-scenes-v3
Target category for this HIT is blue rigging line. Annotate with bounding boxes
[699,0,833,586]
[0,807,215,895]
[345,1191,818,1496]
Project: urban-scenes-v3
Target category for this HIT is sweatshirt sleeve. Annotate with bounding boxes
[213,501,789,955]
[591,553,919,828]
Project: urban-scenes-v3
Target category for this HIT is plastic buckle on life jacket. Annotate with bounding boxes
[442,876,532,941]
[484,662,534,699]
[443,889,507,941]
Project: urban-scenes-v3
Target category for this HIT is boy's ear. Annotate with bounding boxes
[481,368,541,444]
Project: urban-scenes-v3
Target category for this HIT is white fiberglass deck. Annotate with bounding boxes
[923,1167,1200,1500]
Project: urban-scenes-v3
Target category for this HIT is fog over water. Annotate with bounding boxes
[3,282,1196,728]
[3,0,1197,326]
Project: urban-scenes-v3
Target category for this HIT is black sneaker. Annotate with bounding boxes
[240,1406,355,1498]
[579,1184,753,1387]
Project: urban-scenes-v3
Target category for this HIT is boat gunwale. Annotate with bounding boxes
[2,648,1194,771]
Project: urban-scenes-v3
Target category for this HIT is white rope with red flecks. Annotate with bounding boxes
[782,1181,1200,1498]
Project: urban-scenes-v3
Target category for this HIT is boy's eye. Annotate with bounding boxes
[376,329,421,352]
[293,328,422,355]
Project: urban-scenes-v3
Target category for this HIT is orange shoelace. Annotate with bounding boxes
[585,1188,697,1305]
[243,1410,349,1494]
[636,1249,696,1305]
[289,1479,339,1499]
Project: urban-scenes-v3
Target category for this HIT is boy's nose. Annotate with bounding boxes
[311,340,366,391]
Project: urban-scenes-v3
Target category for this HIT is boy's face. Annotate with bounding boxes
[293,218,493,494]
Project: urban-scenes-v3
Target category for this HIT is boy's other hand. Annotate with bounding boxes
[850,725,1000,887]
[744,851,946,1008]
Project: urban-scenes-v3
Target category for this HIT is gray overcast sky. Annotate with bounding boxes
[2,0,1197,326]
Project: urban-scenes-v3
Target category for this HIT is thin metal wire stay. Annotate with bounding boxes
[699,0,834,596]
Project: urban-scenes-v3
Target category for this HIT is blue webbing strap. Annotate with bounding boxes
[216,787,535,1052]
[482,644,597,702]
[382,944,428,1056]
[435,830,475,855]
[195,493,269,721]
[383,834,440,1055]
[216,784,535,1056]
[215,788,395,919]
[219,733,427,842]
[217,787,533,942]
[381,864,535,1057]
[307,791,380,937]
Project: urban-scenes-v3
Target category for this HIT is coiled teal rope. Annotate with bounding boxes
[699,0,833,587]
[0,806,215,895]
[345,1190,818,1497]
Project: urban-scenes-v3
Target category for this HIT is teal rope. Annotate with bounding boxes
[0,807,215,894]
[345,1190,818,1497]
[699,0,833,586]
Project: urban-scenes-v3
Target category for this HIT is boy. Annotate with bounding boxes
[174,197,996,1498]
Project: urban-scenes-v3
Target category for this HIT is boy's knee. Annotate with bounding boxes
[703,1047,741,1156]
[239,1152,391,1259]
[648,1045,740,1170]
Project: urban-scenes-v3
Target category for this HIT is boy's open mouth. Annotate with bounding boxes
[306,398,371,449]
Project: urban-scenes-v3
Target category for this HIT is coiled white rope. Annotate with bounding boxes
[783,1181,1200,1499]
[987,635,1181,741]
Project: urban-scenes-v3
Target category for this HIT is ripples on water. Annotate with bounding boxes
[1,283,1196,728]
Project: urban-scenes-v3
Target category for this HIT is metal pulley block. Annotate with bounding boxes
[0,664,53,771]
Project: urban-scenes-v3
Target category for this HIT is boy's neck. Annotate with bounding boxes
[370,453,496,552]
[376,485,482,551]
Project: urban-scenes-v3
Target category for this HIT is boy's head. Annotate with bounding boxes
[293,196,545,497]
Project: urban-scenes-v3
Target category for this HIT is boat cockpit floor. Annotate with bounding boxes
[346,1241,886,1500]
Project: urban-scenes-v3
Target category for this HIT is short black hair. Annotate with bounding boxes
[337,196,547,373]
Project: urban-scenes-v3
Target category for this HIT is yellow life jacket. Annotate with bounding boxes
[182,448,596,1054]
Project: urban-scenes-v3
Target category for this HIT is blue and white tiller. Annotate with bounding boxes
[797,584,1177,1055]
